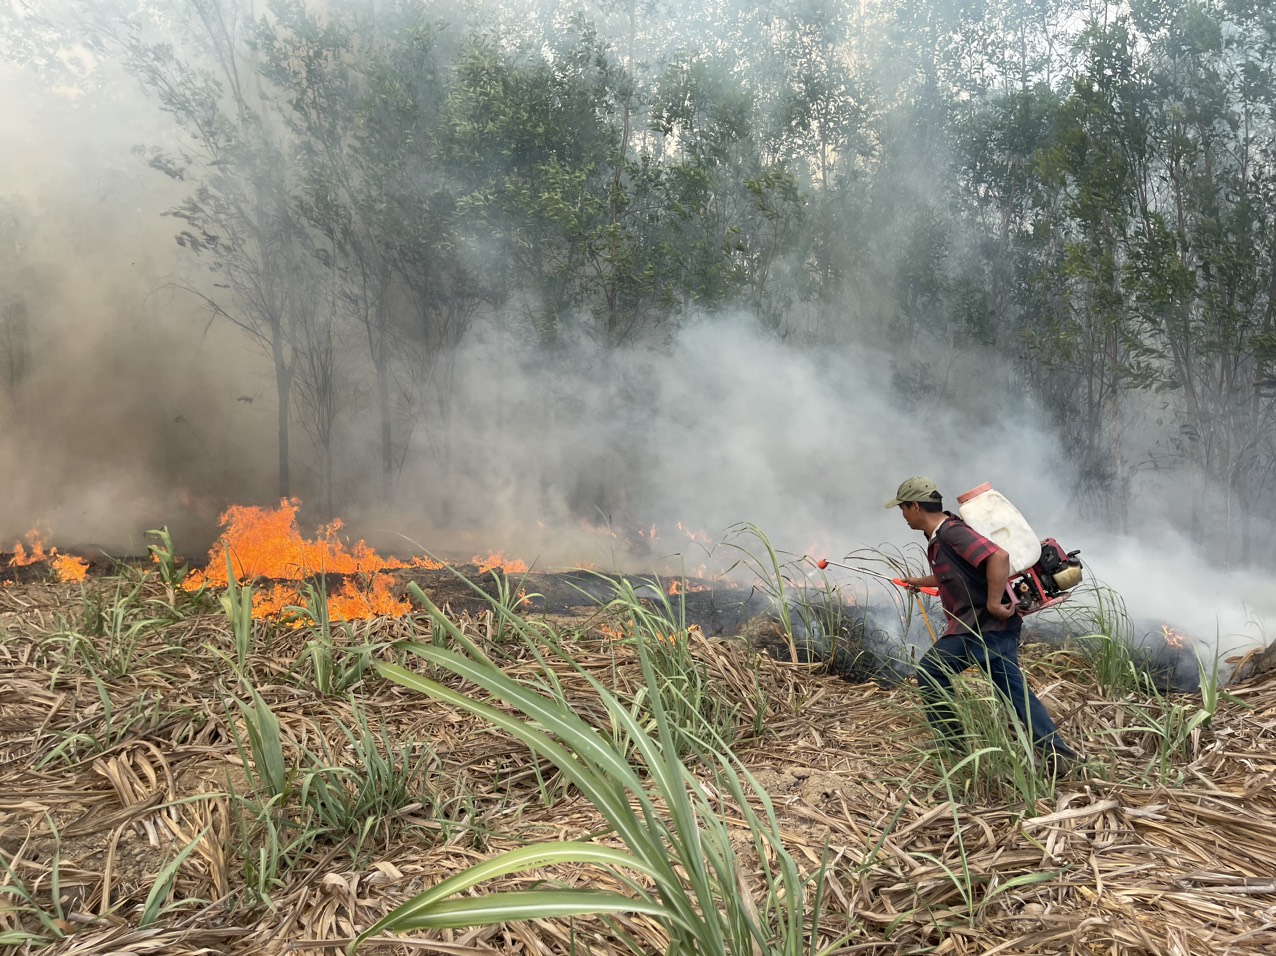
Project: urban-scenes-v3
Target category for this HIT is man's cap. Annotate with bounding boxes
[884,477,942,509]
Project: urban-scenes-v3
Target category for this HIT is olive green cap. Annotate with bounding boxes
[884,477,941,509]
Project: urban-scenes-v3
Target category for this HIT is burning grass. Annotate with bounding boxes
[1,549,1275,955]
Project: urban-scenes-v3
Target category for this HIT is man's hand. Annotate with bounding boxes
[986,596,1018,621]
[984,550,1017,621]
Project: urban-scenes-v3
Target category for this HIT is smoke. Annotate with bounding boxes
[350,312,1268,670]
[0,0,1269,671]
[361,315,1050,557]
[0,59,278,553]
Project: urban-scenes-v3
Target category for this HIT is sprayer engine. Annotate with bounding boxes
[1012,538,1083,614]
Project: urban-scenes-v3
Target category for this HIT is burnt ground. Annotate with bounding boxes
[1,550,1205,691]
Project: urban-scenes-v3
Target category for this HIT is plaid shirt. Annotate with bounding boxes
[926,513,1015,637]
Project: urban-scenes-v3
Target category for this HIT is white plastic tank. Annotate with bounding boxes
[956,483,1042,573]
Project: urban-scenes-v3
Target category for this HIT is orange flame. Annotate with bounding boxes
[182,500,422,621]
[52,554,89,582]
[183,500,523,622]
[1160,624,1186,648]
[8,528,87,581]
[184,500,419,587]
[473,552,529,575]
[667,579,708,596]
[9,530,50,567]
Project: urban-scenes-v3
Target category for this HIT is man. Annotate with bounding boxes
[885,476,1079,773]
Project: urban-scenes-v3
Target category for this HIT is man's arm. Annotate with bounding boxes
[902,573,939,588]
[984,549,1016,620]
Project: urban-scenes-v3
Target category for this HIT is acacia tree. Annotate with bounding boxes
[648,52,808,330]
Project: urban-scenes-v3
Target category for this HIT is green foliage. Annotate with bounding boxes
[219,552,256,675]
[58,576,170,678]
[1066,586,1156,697]
[483,567,543,644]
[286,578,375,696]
[229,682,290,803]
[911,800,1061,933]
[297,706,436,863]
[23,0,1276,561]
[138,826,211,927]
[723,524,869,680]
[223,662,437,890]
[356,586,843,956]
[1107,639,1244,782]
[36,677,168,768]
[147,526,203,607]
[600,575,764,757]
[1064,585,1170,698]
[0,820,68,947]
[910,675,1062,807]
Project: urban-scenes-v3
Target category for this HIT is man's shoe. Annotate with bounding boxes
[1040,743,1080,778]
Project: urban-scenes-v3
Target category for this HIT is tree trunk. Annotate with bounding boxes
[273,331,292,499]
[377,350,393,503]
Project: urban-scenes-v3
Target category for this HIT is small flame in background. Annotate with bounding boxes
[668,579,709,596]
[474,552,529,575]
[1161,624,1187,648]
[6,529,89,582]
[181,499,530,621]
[600,621,701,646]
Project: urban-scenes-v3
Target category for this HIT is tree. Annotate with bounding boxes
[0,198,32,409]
[1121,0,1276,557]
[1024,18,1157,525]
[121,0,312,500]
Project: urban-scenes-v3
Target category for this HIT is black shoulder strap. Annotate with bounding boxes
[933,520,986,596]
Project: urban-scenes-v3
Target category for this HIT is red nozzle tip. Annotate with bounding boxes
[817,559,829,570]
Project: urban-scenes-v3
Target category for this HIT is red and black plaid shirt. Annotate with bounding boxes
[926,513,1015,637]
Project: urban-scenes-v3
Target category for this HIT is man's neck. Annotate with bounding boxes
[919,511,948,538]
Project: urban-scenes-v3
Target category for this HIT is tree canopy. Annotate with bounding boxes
[3,0,1273,565]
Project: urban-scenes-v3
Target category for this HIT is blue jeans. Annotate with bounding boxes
[916,619,1067,752]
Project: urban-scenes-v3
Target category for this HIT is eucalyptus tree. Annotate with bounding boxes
[290,278,343,518]
[353,4,484,507]
[255,1,390,503]
[1001,1,1276,557]
[748,0,877,331]
[439,23,648,345]
[1117,0,1276,556]
[1019,18,1161,524]
[117,0,314,500]
[254,0,473,503]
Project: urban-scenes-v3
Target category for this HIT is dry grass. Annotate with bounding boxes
[2,569,1275,955]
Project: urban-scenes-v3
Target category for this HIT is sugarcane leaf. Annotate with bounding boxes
[366,888,674,933]
[356,841,663,944]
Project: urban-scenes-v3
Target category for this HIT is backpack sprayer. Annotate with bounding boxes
[1012,536,1084,613]
[823,483,1084,617]
[956,483,1084,614]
